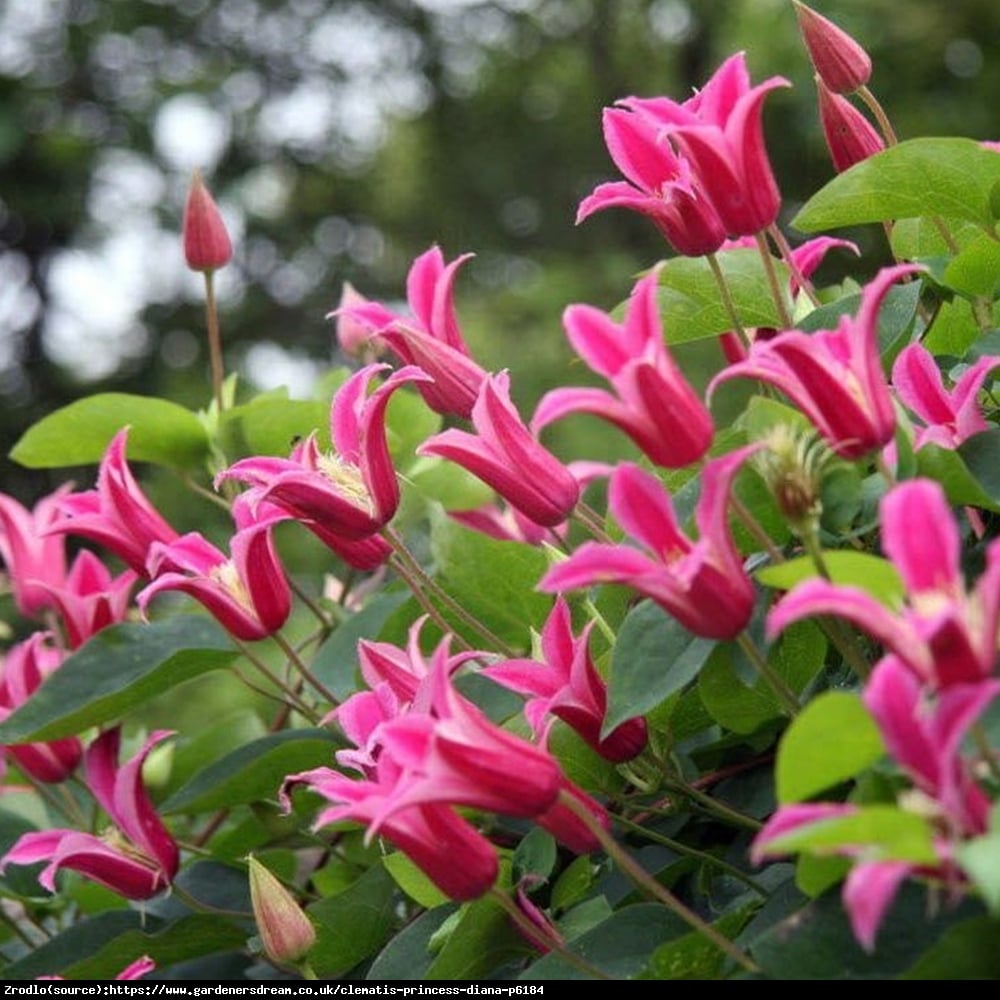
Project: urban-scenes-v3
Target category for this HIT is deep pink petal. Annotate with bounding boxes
[843,860,912,953]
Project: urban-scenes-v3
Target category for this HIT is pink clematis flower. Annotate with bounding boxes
[768,478,1000,688]
[1,728,179,900]
[218,364,430,542]
[753,655,999,950]
[484,597,647,763]
[533,269,713,469]
[710,264,921,459]
[891,343,1000,453]
[138,497,291,642]
[337,247,488,418]
[625,52,790,237]
[540,446,759,640]
[577,105,726,256]
[816,77,885,173]
[50,429,179,576]
[419,372,580,528]
[0,633,82,784]
[43,549,137,650]
[0,486,71,618]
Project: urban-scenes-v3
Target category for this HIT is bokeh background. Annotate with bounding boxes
[2,0,1000,503]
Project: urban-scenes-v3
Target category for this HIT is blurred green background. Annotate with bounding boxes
[2,0,999,503]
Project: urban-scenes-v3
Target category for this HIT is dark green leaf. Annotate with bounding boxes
[916,439,1000,513]
[793,138,1000,231]
[424,893,526,980]
[899,916,1000,979]
[10,393,210,470]
[367,905,459,981]
[0,617,237,742]
[606,601,716,735]
[647,905,756,980]
[161,729,337,814]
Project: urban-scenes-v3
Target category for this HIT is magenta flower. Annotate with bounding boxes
[710,264,921,459]
[218,364,429,542]
[337,247,488,418]
[43,549,137,650]
[577,105,726,256]
[816,77,885,173]
[625,53,790,237]
[0,633,82,784]
[51,429,179,576]
[419,372,580,528]
[540,447,758,640]
[793,1,872,95]
[892,343,1000,452]
[484,598,647,763]
[182,171,232,273]
[533,269,713,469]
[0,486,71,618]
[138,498,291,642]
[768,479,1000,688]
[2,729,179,900]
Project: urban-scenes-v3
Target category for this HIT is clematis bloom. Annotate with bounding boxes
[419,372,580,528]
[1,729,179,900]
[533,269,713,468]
[218,364,430,541]
[710,264,921,459]
[337,247,488,418]
[540,446,758,640]
[767,478,1000,688]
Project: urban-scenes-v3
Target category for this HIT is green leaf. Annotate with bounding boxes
[776,691,884,804]
[424,892,526,980]
[520,902,689,980]
[958,429,1000,506]
[943,233,1000,297]
[647,905,756,980]
[428,507,551,650]
[367,905,459,981]
[657,248,791,344]
[916,439,1000,513]
[386,386,442,465]
[606,601,716,736]
[924,298,983,356]
[383,852,450,909]
[793,138,1000,231]
[10,393,210,470]
[307,862,397,978]
[756,551,904,606]
[161,729,338,814]
[899,916,1000,979]
[514,827,558,882]
[407,456,496,511]
[551,855,601,913]
[955,832,1000,914]
[795,854,851,899]
[0,617,237,743]
[221,393,331,457]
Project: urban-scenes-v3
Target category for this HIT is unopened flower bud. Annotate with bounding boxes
[756,424,833,534]
[794,1,872,95]
[334,282,383,359]
[183,170,233,272]
[816,77,885,173]
[248,855,316,967]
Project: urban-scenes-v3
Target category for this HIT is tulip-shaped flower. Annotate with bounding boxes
[138,498,291,642]
[753,655,999,951]
[183,170,232,272]
[218,364,430,542]
[710,264,921,459]
[533,270,713,468]
[0,486,71,618]
[484,598,647,763]
[816,77,884,173]
[248,855,317,967]
[892,343,1000,452]
[337,247,488,418]
[768,478,1000,688]
[1,728,179,899]
[43,549,137,650]
[419,372,580,528]
[577,105,726,256]
[625,52,790,237]
[51,429,179,576]
[0,633,82,784]
[793,1,872,95]
[541,446,758,640]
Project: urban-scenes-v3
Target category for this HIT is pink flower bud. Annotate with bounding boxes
[248,855,317,967]
[334,282,382,358]
[816,77,885,173]
[182,171,233,272]
[794,2,872,95]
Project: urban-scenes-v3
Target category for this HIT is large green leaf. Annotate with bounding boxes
[793,138,1000,231]
[423,892,526,980]
[221,392,331,457]
[367,905,459,981]
[161,729,338,814]
[756,551,904,607]
[943,233,1000,297]
[657,248,791,343]
[916,437,1000,513]
[899,916,1000,979]
[9,393,210,470]
[776,691,884,804]
[0,617,237,742]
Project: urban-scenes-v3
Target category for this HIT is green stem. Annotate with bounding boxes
[557,791,760,974]
[706,251,750,345]
[173,882,252,919]
[755,231,793,329]
[768,225,821,307]
[729,492,785,565]
[572,501,616,545]
[736,632,800,718]
[234,639,319,722]
[273,631,339,708]
[874,451,897,489]
[289,577,334,631]
[857,85,897,146]
[656,778,764,833]
[203,269,226,416]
